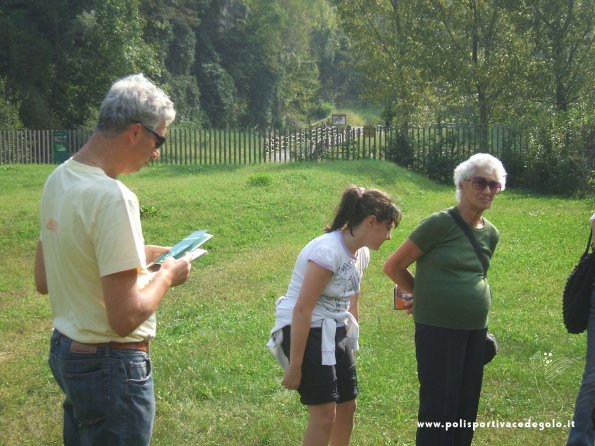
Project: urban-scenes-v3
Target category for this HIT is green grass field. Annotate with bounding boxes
[0,160,593,445]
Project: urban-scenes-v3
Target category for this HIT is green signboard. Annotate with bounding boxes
[52,130,70,164]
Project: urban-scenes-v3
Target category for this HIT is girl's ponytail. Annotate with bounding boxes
[325,185,401,234]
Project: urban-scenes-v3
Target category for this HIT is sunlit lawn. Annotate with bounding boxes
[0,160,593,445]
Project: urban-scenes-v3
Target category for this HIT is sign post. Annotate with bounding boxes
[331,114,347,127]
[52,130,70,164]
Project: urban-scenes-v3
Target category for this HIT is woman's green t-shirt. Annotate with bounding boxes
[409,208,499,330]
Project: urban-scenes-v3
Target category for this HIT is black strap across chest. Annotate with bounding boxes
[447,207,489,277]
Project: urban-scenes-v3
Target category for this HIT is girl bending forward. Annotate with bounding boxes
[268,185,401,446]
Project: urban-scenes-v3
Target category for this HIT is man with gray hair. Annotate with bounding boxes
[34,73,192,445]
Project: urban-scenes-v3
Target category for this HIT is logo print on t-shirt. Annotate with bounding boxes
[46,218,58,233]
[337,260,361,293]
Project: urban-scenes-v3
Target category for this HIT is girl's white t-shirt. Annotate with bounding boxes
[284,230,370,312]
[267,230,370,367]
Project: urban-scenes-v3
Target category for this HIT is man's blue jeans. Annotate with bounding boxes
[568,285,595,446]
[49,330,154,446]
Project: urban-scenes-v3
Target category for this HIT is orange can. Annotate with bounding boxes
[394,285,413,310]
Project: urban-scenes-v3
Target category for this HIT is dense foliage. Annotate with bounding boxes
[0,0,357,130]
[334,0,594,196]
[0,0,592,195]
[333,0,594,126]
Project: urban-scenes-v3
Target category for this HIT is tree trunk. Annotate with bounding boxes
[478,85,489,152]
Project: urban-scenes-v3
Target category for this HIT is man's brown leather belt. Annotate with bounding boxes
[70,340,149,354]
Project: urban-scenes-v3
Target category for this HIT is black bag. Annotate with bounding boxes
[484,333,499,365]
[448,208,498,365]
[562,231,595,334]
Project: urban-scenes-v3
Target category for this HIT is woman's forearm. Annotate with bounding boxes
[289,307,312,367]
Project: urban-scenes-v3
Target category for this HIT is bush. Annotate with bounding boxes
[199,63,240,127]
[523,111,594,196]
[385,130,414,168]
[500,140,527,189]
[0,77,22,130]
[310,101,333,121]
[417,127,463,185]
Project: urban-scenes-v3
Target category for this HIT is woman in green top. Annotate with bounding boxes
[384,153,507,446]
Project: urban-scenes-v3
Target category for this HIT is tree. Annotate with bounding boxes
[0,0,62,127]
[199,62,240,127]
[141,0,209,126]
[270,0,322,128]
[519,0,595,112]
[0,0,166,128]
[334,0,421,129]
[192,0,247,127]
[0,76,22,130]
[0,0,351,129]
[56,0,162,127]
[423,0,526,146]
[309,2,339,104]
[194,0,327,129]
[225,0,322,128]
[336,0,529,145]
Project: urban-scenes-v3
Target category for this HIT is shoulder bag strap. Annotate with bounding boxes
[584,230,593,256]
[447,207,489,277]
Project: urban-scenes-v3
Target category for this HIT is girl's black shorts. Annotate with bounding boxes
[281,324,358,405]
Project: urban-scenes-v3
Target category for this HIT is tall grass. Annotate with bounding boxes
[0,161,593,445]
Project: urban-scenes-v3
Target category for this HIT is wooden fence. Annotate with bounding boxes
[0,124,528,168]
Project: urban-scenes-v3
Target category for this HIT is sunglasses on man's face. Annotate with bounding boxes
[133,121,166,148]
[465,176,502,193]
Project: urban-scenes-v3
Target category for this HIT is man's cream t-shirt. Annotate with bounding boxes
[40,159,155,343]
